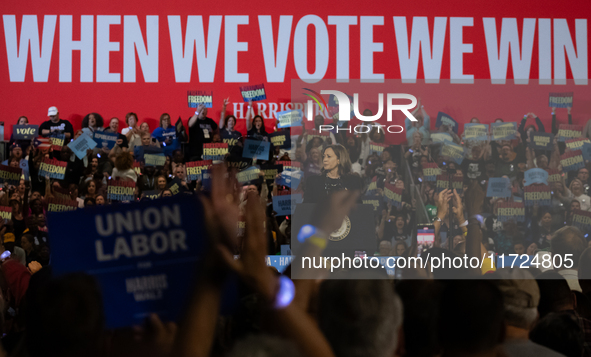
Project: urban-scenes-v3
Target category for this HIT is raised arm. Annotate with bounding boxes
[44,177,54,199]
[188,104,206,128]
[551,107,558,135]
[218,98,229,130]
[518,115,528,142]
[534,115,546,132]
[465,181,486,276]
[245,100,253,131]
[548,138,561,170]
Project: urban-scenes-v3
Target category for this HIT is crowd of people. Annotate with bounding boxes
[0,98,591,356]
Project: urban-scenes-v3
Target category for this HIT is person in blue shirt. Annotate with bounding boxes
[405,98,430,145]
[151,113,179,156]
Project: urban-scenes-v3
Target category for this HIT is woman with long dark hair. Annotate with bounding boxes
[218,98,243,147]
[9,115,32,152]
[247,115,268,141]
[244,101,267,141]
[304,144,363,203]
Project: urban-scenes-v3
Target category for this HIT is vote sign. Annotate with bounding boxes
[48,196,208,328]
[13,125,39,140]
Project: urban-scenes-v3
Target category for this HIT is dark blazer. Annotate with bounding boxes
[304,173,364,203]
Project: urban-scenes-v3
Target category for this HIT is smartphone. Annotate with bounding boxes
[354,250,367,259]
[417,224,435,256]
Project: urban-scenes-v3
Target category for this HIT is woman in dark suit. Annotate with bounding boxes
[304,144,363,203]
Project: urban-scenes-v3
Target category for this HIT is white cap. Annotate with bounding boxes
[47,106,58,116]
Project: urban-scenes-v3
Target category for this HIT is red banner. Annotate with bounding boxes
[1,0,590,144]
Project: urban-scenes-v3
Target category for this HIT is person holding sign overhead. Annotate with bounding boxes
[518,112,545,143]
[304,144,363,203]
[188,104,218,161]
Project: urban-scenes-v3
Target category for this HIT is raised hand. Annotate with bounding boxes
[451,189,464,222]
[465,180,485,217]
[436,188,452,220]
[217,191,277,301]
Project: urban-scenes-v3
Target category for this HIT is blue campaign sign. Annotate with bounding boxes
[93,132,119,150]
[265,255,293,273]
[272,194,303,215]
[435,112,458,133]
[280,245,292,255]
[524,168,548,186]
[236,166,261,185]
[463,123,488,141]
[276,110,303,128]
[486,177,512,197]
[67,133,97,160]
[47,196,208,328]
[242,139,271,160]
[277,168,303,188]
[13,125,39,140]
[492,122,518,141]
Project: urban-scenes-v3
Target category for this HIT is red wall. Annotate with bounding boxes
[1,0,590,144]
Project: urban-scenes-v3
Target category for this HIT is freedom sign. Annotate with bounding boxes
[48,195,208,328]
[572,209,591,234]
[549,92,573,108]
[38,157,67,179]
[187,90,213,108]
[240,83,266,101]
[557,124,583,142]
[560,150,585,172]
[185,160,212,181]
[496,202,525,223]
[0,165,22,186]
